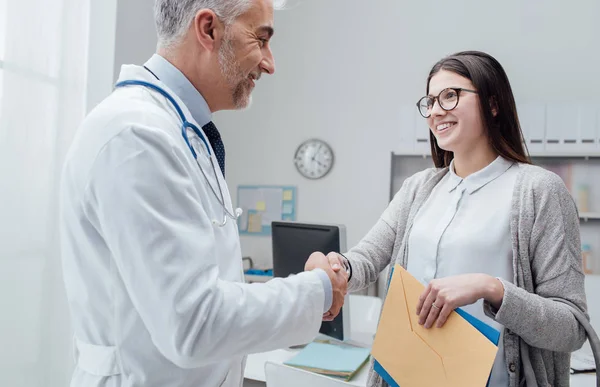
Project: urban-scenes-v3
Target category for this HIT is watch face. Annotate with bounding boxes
[294,139,334,179]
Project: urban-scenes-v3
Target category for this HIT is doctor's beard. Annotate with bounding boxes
[218,35,253,110]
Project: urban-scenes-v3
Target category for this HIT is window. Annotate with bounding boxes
[0,1,91,384]
[0,69,3,119]
[0,0,6,59]
[0,0,8,118]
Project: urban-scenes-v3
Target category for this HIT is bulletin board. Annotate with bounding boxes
[237,185,297,236]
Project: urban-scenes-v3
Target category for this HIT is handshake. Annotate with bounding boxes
[304,252,349,322]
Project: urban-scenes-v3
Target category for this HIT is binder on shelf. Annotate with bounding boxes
[545,103,576,152]
[577,103,599,153]
[518,103,546,153]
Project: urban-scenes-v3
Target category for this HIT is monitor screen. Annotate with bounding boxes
[271,221,348,341]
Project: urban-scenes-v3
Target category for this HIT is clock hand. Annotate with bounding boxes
[310,145,323,162]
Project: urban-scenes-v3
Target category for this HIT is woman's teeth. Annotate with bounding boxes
[437,122,456,131]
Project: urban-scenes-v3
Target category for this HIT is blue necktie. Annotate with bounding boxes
[202,121,225,176]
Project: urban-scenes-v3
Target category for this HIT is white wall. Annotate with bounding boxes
[87,0,118,112]
[108,0,600,282]
[113,0,157,83]
[86,0,155,111]
[214,0,600,272]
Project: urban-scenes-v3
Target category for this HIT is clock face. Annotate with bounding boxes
[294,139,334,179]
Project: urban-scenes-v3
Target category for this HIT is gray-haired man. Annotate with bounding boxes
[60,1,347,386]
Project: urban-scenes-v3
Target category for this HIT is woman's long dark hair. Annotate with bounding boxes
[426,51,531,167]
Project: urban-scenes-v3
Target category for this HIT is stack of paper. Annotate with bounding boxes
[283,341,371,381]
[372,265,500,387]
[571,349,596,374]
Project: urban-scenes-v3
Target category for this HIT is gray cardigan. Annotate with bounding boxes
[346,163,596,387]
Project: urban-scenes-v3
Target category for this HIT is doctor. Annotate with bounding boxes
[59,0,348,386]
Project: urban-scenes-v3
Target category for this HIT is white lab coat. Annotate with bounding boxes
[60,65,325,387]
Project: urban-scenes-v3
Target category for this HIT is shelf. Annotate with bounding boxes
[530,153,600,159]
[580,212,600,222]
[392,151,600,159]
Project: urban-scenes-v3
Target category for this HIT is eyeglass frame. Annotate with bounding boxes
[416,87,478,118]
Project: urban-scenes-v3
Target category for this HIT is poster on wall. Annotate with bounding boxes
[237,185,297,236]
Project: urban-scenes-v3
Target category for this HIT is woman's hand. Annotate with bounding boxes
[415,274,505,328]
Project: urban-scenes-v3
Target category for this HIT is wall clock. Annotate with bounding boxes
[294,139,334,180]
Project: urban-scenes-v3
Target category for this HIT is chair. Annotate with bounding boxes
[349,295,382,332]
[264,361,353,387]
[348,295,382,346]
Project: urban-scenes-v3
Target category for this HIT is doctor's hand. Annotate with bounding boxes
[415,274,505,329]
[304,252,348,322]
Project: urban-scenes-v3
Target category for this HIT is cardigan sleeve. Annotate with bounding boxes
[344,168,437,292]
[485,169,588,352]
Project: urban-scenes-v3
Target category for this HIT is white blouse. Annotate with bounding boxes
[407,156,518,387]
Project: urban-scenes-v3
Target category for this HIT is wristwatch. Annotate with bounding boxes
[339,253,352,282]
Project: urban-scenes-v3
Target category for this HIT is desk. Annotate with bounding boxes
[571,373,596,387]
[244,351,595,387]
[244,284,599,386]
[244,295,381,386]
[243,347,369,386]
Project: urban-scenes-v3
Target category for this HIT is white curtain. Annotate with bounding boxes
[0,0,90,385]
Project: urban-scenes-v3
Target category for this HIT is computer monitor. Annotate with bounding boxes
[271,221,350,342]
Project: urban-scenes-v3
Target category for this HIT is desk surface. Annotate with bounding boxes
[245,350,595,387]
[244,348,370,386]
[571,373,596,387]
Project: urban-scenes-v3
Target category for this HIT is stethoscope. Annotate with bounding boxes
[115,79,243,227]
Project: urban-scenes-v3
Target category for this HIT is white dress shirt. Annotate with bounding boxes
[144,54,213,127]
[407,156,518,387]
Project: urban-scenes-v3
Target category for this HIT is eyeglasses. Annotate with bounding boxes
[416,88,478,118]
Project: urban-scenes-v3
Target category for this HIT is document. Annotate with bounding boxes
[284,341,370,381]
[372,265,499,387]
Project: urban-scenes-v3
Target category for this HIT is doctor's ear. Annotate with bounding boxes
[193,9,225,52]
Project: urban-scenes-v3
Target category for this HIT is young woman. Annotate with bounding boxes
[340,51,589,387]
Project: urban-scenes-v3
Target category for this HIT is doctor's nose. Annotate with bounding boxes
[261,47,276,75]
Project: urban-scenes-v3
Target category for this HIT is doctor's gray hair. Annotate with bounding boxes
[154,0,253,49]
